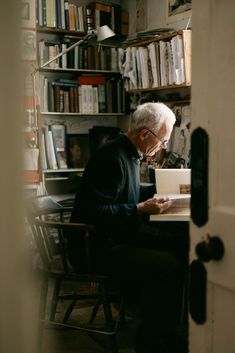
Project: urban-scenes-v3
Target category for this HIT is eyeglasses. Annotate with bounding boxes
[147,129,168,149]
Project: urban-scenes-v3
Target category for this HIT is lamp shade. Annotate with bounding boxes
[97,25,115,42]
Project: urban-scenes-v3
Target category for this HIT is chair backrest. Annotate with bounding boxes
[27,196,95,275]
[27,195,63,216]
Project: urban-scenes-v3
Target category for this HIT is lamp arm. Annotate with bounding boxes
[38,30,96,71]
[30,30,96,127]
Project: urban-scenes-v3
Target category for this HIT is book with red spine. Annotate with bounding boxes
[77,75,105,85]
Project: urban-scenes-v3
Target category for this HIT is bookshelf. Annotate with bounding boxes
[35,1,128,194]
[123,30,191,91]
[122,29,192,174]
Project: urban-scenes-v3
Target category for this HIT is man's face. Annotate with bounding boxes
[139,121,173,157]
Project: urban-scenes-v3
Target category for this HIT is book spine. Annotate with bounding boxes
[182,30,192,85]
[46,0,51,27]
[106,79,112,113]
[64,0,69,30]
[59,89,64,112]
[78,75,105,85]
[74,87,79,113]
[68,4,75,31]
[69,87,75,112]
[53,86,60,112]
[41,131,49,169]
[111,47,118,71]
[93,86,99,114]
[60,0,65,29]
[86,8,93,32]
[61,43,67,68]
[48,129,58,169]
[43,76,49,112]
[78,86,82,113]
[64,91,69,112]
[38,0,43,26]
[48,80,54,111]
[52,0,56,27]
[78,6,84,32]
[98,84,106,113]
[56,0,62,28]
[41,0,47,26]
[74,4,79,31]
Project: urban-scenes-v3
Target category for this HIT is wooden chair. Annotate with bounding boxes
[27,196,123,353]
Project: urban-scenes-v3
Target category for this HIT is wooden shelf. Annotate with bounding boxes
[39,68,121,74]
[166,99,191,104]
[126,84,191,94]
[41,112,126,116]
[125,30,182,47]
[36,26,85,37]
[43,168,84,173]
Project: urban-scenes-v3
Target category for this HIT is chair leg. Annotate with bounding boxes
[109,334,119,353]
[62,299,77,324]
[101,289,119,353]
[88,297,102,324]
[37,276,48,353]
[49,278,61,321]
[119,300,126,327]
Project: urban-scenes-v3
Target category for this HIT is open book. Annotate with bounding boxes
[150,194,191,221]
[154,193,190,206]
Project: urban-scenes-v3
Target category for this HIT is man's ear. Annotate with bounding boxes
[139,128,149,140]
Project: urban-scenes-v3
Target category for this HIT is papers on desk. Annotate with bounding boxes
[150,194,191,221]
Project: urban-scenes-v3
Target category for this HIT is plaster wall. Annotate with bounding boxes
[122,0,191,36]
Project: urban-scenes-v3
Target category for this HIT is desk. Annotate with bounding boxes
[150,207,190,221]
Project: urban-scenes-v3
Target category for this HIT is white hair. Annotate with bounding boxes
[129,102,176,133]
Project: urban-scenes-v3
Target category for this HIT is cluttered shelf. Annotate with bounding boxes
[122,29,191,92]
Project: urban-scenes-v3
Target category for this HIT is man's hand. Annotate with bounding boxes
[137,197,173,215]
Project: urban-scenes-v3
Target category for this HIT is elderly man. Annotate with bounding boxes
[69,103,186,353]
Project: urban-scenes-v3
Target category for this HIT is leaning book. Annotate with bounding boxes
[50,124,68,169]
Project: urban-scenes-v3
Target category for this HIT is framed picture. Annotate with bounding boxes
[21,0,36,28]
[21,30,36,61]
[166,0,192,24]
[67,134,90,169]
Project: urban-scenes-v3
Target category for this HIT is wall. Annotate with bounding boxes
[122,0,192,36]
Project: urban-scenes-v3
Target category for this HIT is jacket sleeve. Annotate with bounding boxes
[139,183,156,202]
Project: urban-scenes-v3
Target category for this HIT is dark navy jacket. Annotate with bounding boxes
[68,134,155,270]
[71,134,155,239]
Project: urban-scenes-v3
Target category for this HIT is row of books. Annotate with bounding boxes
[37,0,85,31]
[41,125,68,170]
[41,125,90,170]
[39,39,123,71]
[41,125,120,171]
[40,76,124,113]
[37,1,129,36]
[123,30,191,90]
